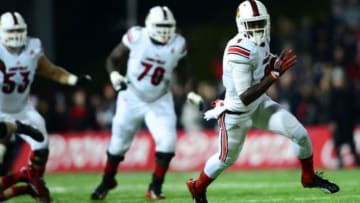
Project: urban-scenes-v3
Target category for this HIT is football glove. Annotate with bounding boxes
[110,71,127,91]
[75,74,92,86]
[271,49,297,79]
[203,99,226,121]
[186,92,204,111]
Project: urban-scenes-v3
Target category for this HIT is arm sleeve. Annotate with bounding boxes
[229,61,253,96]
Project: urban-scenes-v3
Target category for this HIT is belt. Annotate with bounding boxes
[224,110,245,115]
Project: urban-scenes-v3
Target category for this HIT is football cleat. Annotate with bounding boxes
[146,183,165,200]
[90,178,117,200]
[15,120,44,142]
[186,179,208,203]
[20,167,51,203]
[302,172,340,194]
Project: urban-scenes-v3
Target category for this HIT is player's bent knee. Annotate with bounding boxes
[292,126,309,145]
[155,137,176,152]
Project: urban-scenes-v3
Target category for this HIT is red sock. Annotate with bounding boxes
[154,163,168,179]
[30,151,48,177]
[299,155,315,183]
[103,160,119,180]
[0,185,29,201]
[0,171,24,190]
[195,170,214,192]
[10,185,29,196]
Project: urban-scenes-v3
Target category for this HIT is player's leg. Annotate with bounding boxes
[91,91,144,200]
[16,106,51,201]
[145,93,177,200]
[187,113,251,203]
[0,120,44,176]
[15,105,49,178]
[0,120,44,142]
[0,143,6,176]
[0,121,16,176]
[0,168,28,191]
[0,184,36,201]
[253,98,339,193]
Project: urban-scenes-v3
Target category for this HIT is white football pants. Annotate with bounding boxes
[108,89,177,156]
[204,96,313,178]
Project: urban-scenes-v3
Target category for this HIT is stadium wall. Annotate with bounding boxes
[13,126,360,172]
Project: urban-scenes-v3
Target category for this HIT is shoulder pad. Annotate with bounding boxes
[27,37,43,57]
[172,34,187,57]
[226,36,257,64]
[122,26,142,46]
[27,37,42,49]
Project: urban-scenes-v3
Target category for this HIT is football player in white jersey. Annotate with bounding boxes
[91,5,203,201]
[0,11,91,202]
[186,1,339,203]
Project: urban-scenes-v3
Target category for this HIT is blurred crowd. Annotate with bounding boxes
[30,0,360,134]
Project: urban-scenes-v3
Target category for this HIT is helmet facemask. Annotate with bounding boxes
[239,17,269,46]
[145,6,176,44]
[0,28,27,48]
[0,12,27,48]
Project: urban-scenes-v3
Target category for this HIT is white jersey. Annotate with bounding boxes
[0,37,43,113]
[122,26,187,102]
[222,34,271,112]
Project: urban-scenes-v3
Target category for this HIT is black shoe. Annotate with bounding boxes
[90,179,117,200]
[186,178,208,203]
[146,183,165,200]
[302,172,340,194]
[15,121,44,142]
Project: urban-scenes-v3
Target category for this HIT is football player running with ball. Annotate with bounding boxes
[91,5,203,201]
[0,11,91,202]
[186,1,339,203]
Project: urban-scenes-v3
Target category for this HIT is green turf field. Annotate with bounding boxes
[6,169,360,203]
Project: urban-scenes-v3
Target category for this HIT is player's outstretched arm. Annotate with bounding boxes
[36,55,91,86]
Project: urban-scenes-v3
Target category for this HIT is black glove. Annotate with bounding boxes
[76,74,92,86]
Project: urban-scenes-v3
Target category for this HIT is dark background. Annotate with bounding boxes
[0,0,331,94]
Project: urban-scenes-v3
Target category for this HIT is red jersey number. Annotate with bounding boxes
[138,61,165,86]
[2,71,31,93]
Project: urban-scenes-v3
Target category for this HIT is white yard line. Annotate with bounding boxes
[49,181,359,192]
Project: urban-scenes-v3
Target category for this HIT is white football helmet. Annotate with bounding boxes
[145,6,176,44]
[0,12,27,48]
[236,0,270,46]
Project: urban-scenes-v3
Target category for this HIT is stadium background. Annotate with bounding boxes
[1,0,360,171]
